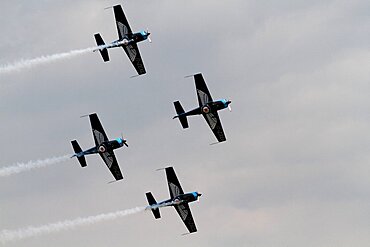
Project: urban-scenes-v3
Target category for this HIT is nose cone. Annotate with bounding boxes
[227,100,231,105]
[197,193,202,197]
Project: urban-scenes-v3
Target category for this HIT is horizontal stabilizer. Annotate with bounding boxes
[94,33,109,62]
[146,192,161,219]
[71,140,87,167]
[174,101,189,129]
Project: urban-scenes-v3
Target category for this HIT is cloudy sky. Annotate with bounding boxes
[0,0,369,246]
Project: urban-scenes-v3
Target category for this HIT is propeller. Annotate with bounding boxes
[227,100,232,112]
[197,192,202,202]
[121,133,129,147]
[146,28,152,43]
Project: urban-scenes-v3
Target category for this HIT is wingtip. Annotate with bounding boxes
[184,73,202,78]
[108,179,122,184]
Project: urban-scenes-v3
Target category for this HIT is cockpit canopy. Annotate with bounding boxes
[220,99,231,107]
[116,137,124,144]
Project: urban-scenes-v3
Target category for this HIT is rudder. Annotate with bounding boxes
[146,192,161,219]
[94,33,109,62]
[173,101,189,129]
[71,140,87,167]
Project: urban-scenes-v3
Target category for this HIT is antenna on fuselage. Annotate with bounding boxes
[104,6,114,10]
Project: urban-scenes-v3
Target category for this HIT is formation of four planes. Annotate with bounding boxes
[68,4,231,234]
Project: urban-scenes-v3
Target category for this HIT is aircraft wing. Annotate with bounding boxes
[113,5,132,39]
[203,111,226,142]
[194,73,213,107]
[174,203,197,233]
[165,167,184,199]
[89,113,109,146]
[99,150,123,181]
[122,44,146,75]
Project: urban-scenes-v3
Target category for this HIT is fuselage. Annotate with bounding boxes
[108,31,150,49]
[177,99,231,118]
[75,138,126,157]
[155,192,201,208]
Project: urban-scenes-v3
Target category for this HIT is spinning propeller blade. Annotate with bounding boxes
[121,133,129,147]
[147,28,152,43]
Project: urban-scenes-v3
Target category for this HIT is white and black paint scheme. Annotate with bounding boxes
[173,73,231,142]
[93,5,150,75]
[71,113,128,181]
[145,167,201,234]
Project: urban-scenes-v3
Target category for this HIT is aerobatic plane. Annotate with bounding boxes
[146,167,201,234]
[71,113,127,181]
[93,4,150,75]
[173,73,231,143]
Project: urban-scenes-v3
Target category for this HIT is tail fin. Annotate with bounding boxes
[94,33,110,62]
[173,101,189,129]
[146,192,161,219]
[71,140,87,167]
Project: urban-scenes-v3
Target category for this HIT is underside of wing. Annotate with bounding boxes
[165,167,184,199]
[203,111,226,142]
[113,5,132,39]
[99,150,123,180]
[194,73,213,106]
[174,203,197,233]
[122,44,146,75]
[89,113,109,146]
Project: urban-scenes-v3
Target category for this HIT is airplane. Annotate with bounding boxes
[145,166,202,234]
[71,113,127,181]
[93,4,150,75]
[173,73,231,143]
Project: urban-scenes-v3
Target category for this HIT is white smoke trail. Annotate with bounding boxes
[0,206,147,243]
[0,45,107,75]
[0,155,71,177]
[0,203,172,243]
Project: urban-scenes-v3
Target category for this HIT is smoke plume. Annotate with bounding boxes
[0,45,106,75]
[0,203,173,243]
[0,155,71,177]
[0,207,146,243]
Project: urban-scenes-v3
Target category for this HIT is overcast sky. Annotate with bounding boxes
[0,0,370,246]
